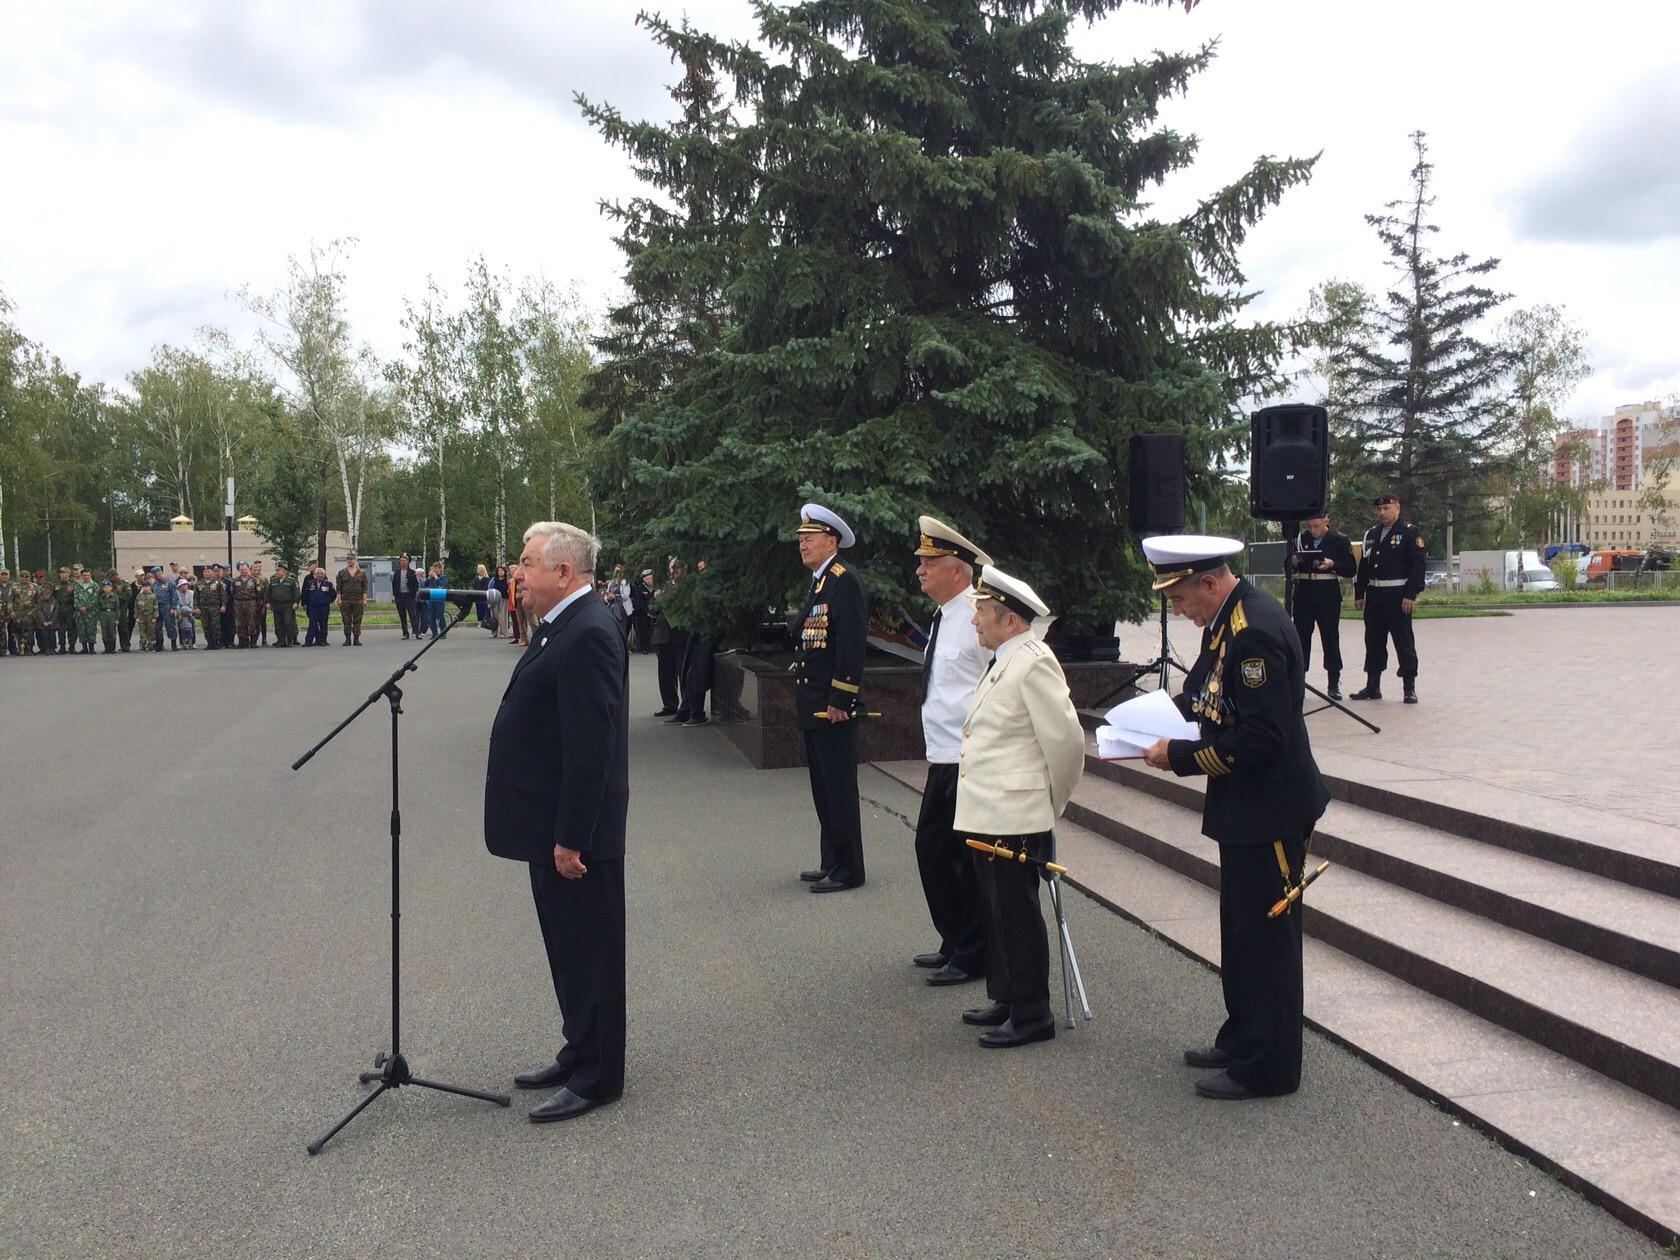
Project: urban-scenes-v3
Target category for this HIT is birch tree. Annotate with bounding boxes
[460,258,525,565]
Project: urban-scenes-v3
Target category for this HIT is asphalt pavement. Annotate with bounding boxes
[0,630,1661,1258]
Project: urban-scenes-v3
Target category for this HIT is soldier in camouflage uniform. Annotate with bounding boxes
[135,580,158,652]
[73,571,99,654]
[0,567,13,656]
[267,561,299,646]
[36,579,61,655]
[11,572,38,655]
[194,568,224,649]
[96,579,121,652]
[51,567,73,654]
[251,559,270,645]
[232,561,260,647]
[119,571,140,651]
[336,553,368,646]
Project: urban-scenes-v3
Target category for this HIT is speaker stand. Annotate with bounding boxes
[1286,521,1380,734]
[1092,593,1185,712]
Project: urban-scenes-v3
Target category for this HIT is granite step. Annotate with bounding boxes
[867,760,1680,1243]
[1085,756,1680,990]
[1076,707,1680,899]
[1063,771,1680,1112]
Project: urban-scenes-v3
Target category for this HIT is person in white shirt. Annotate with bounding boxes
[909,516,995,988]
[954,566,1085,1049]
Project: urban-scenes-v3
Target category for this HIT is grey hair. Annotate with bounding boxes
[524,521,600,574]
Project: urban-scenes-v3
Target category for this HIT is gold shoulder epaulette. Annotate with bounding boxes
[1229,601,1248,635]
[830,562,847,576]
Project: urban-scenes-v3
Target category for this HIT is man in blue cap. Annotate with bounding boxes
[791,503,869,893]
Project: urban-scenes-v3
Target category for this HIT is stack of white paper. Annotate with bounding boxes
[1094,689,1201,760]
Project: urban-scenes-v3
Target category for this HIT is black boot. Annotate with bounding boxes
[1327,673,1342,701]
[1349,673,1382,701]
[1403,681,1418,704]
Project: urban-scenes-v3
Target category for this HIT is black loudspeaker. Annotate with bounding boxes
[1128,434,1186,534]
[1250,404,1329,520]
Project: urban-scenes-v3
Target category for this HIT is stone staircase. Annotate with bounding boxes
[871,733,1680,1244]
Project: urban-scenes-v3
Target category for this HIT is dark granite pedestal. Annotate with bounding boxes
[713,651,1143,770]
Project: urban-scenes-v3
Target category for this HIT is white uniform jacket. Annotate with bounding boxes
[953,631,1086,837]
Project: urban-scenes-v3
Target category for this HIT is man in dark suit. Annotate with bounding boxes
[1351,492,1428,704]
[1142,536,1329,1101]
[792,503,869,893]
[485,520,630,1124]
[1289,511,1358,699]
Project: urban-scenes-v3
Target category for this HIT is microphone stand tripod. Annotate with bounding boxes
[1091,593,1185,711]
[294,599,510,1156]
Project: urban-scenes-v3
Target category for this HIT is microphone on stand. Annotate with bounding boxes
[418,588,504,603]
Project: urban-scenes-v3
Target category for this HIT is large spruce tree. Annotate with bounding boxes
[1336,131,1512,541]
[582,1,1313,636]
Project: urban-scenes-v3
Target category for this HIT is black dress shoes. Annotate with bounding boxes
[1182,1046,1232,1069]
[529,1086,617,1123]
[912,951,949,969]
[683,716,710,727]
[1403,687,1418,704]
[809,876,861,893]
[979,1018,1055,1049]
[799,869,829,883]
[653,708,679,717]
[514,1060,572,1090]
[961,1000,1009,1027]
[663,714,687,724]
[1348,686,1382,701]
[1194,1071,1260,1101]
[925,963,977,987]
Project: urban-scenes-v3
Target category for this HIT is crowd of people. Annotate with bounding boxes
[598,561,718,726]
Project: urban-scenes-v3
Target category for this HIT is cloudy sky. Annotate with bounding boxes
[3,0,1676,423]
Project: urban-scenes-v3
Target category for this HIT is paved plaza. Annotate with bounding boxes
[0,620,1668,1257]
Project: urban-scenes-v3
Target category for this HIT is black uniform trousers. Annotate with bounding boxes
[1291,589,1343,679]
[394,594,415,637]
[973,831,1051,1026]
[1214,828,1307,1096]
[528,857,626,1102]
[1362,589,1419,680]
[655,629,688,712]
[803,722,865,886]
[678,633,720,720]
[914,764,987,974]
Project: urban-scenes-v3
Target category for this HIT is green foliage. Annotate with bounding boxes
[583,1,1314,635]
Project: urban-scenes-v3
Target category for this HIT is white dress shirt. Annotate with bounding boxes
[921,588,991,764]
[541,583,594,627]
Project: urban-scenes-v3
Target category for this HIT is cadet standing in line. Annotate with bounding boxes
[954,567,1085,1048]
[1289,511,1358,699]
[0,567,13,656]
[72,570,100,654]
[1141,536,1329,1100]
[109,571,134,652]
[268,562,299,646]
[195,567,225,650]
[135,579,158,652]
[252,559,271,646]
[229,561,257,647]
[96,579,121,653]
[337,553,368,646]
[791,504,869,893]
[12,571,39,654]
[153,568,180,651]
[1351,492,1427,704]
[51,567,73,654]
[303,563,336,646]
[909,516,995,987]
[217,563,235,648]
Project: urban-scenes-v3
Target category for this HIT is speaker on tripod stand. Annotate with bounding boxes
[1099,434,1190,696]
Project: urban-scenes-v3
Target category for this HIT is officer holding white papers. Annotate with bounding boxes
[911,516,994,986]
[1140,536,1328,1099]
[792,503,870,893]
[954,567,1085,1048]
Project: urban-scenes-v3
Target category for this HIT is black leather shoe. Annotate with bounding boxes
[653,708,678,717]
[1403,688,1418,704]
[912,951,948,969]
[1348,687,1381,701]
[809,876,861,893]
[799,869,829,883]
[514,1060,572,1090]
[1194,1071,1260,1100]
[683,716,710,727]
[979,1018,1055,1049]
[663,714,688,724]
[1183,1046,1233,1069]
[529,1086,617,1123]
[961,1001,1009,1027]
[926,963,978,987]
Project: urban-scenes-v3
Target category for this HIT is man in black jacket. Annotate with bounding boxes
[1289,512,1358,699]
[1351,492,1428,704]
[392,553,421,640]
[485,520,630,1124]
[1142,535,1329,1101]
[792,503,869,893]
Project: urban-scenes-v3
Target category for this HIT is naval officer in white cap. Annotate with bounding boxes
[953,566,1085,1048]
[909,515,994,986]
[1138,535,1328,1099]
[792,503,869,892]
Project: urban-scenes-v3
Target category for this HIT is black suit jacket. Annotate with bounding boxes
[1167,579,1329,845]
[484,591,630,863]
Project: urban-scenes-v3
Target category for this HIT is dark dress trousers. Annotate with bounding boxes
[1167,579,1329,1095]
[1355,519,1427,682]
[792,558,869,885]
[393,565,420,636]
[484,591,630,1101]
[1289,527,1357,680]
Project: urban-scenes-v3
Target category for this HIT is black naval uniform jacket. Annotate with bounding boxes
[484,591,630,864]
[1354,520,1427,601]
[1291,527,1357,601]
[791,557,868,732]
[1166,579,1329,845]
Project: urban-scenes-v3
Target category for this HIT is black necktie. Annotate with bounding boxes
[984,655,996,676]
[921,610,942,701]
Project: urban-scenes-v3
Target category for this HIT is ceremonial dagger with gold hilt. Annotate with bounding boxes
[1267,834,1330,919]
[965,837,1068,876]
[810,711,884,718]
